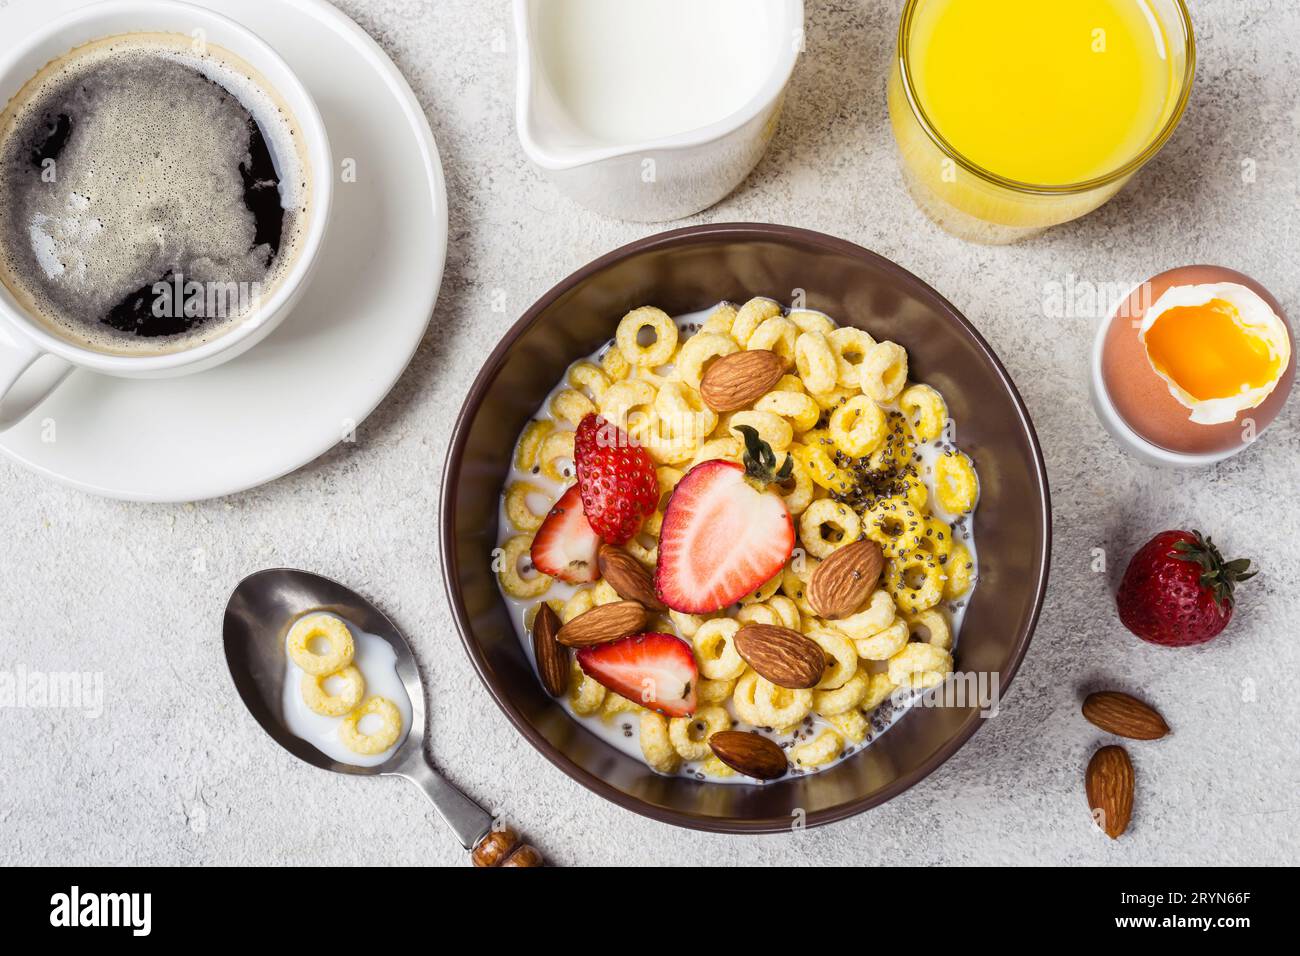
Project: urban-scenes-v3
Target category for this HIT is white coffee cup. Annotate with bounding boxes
[0,0,333,429]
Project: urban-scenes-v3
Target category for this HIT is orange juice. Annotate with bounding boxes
[888,0,1194,242]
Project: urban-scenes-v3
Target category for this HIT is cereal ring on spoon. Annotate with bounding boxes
[286,613,355,676]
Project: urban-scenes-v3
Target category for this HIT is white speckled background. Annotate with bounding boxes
[2,0,1298,866]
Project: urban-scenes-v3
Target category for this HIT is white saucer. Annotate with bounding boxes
[0,0,447,501]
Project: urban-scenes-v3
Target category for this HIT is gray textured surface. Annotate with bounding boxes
[2,0,1298,866]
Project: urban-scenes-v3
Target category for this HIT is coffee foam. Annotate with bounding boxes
[0,33,312,355]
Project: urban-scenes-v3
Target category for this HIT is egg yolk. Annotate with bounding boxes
[1144,299,1280,401]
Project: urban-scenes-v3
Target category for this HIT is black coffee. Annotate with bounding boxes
[0,33,311,354]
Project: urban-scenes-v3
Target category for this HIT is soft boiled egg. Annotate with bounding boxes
[1100,265,1295,456]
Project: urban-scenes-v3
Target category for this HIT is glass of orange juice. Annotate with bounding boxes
[888,0,1195,244]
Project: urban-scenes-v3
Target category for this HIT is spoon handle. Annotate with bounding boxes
[401,755,545,866]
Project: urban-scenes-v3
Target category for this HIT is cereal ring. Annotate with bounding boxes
[287,613,355,676]
[753,677,813,731]
[338,696,403,756]
[504,480,549,532]
[904,608,952,650]
[654,381,717,443]
[640,711,681,773]
[569,658,606,714]
[935,451,979,515]
[600,345,631,382]
[774,374,806,394]
[697,677,736,704]
[700,302,739,337]
[779,453,815,516]
[669,705,731,760]
[798,499,861,559]
[823,707,869,743]
[731,670,765,726]
[591,579,621,606]
[601,692,641,720]
[944,540,975,599]
[833,589,896,640]
[794,332,838,394]
[780,554,820,616]
[813,667,870,715]
[887,643,953,690]
[599,379,657,431]
[300,666,365,717]
[567,361,612,403]
[808,385,857,412]
[853,618,909,660]
[859,341,909,403]
[807,626,857,689]
[885,553,946,613]
[731,298,781,345]
[690,436,742,470]
[560,589,595,623]
[550,388,596,427]
[900,384,947,442]
[860,672,898,712]
[790,728,843,768]
[900,474,929,511]
[755,389,820,435]
[788,309,836,336]
[862,496,925,558]
[514,419,554,471]
[728,410,793,453]
[625,528,659,567]
[791,440,853,495]
[736,603,780,627]
[766,595,802,631]
[917,515,955,561]
[867,412,916,472]
[692,618,746,681]
[675,332,738,390]
[537,428,576,482]
[747,316,798,367]
[828,395,888,457]
[669,609,711,638]
[700,754,737,778]
[617,306,678,367]
[740,569,783,605]
[827,326,877,388]
[497,534,551,599]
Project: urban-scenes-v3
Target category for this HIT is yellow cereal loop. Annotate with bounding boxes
[697,677,735,704]
[935,451,979,514]
[867,412,917,471]
[917,515,955,561]
[700,755,737,778]
[774,373,806,394]
[900,474,929,512]
[886,553,946,613]
[600,344,631,382]
[736,603,780,627]
[497,534,551,599]
[560,588,595,623]
[807,626,857,689]
[567,361,612,403]
[834,589,896,640]
[514,419,554,471]
[827,326,877,388]
[753,677,813,730]
[599,379,657,431]
[504,480,549,532]
[863,496,925,558]
[747,316,798,367]
[813,667,870,715]
[790,729,843,768]
[287,613,355,676]
[700,302,738,337]
[780,554,820,616]
[860,672,898,712]
[731,670,765,726]
[300,666,365,717]
[692,618,746,681]
[689,436,742,470]
[640,711,681,773]
[339,696,403,755]
[756,390,820,434]
[795,331,838,394]
[900,383,948,442]
[550,388,596,427]
[669,705,731,760]
[887,643,954,690]
[828,395,888,457]
[601,692,642,720]
[853,618,909,660]
[675,332,738,390]
[537,428,575,482]
[860,341,909,403]
[766,595,802,631]
[779,453,815,516]
[668,609,710,638]
[741,569,783,605]
[944,540,975,599]
[905,608,952,651]
[616,306,679,367]
[625,528,659,567]
[823,707,869,743]
[591,579,621,606]
[798,499,861,559]
[732,297,781,345]
[791,439,853,495]
[729,410,793,453]
[654,381,717,442]
[808,385,857,412]
[788,309,836,336]
[569,658,606,715]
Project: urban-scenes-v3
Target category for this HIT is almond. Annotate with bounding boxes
[1085,745,1134,839]
[699,350,785,412]
[1082,691,1169,740]
[555,600,648,648]
[598,544,665,611]
[709,730,788,780]
[531,603,568,696]
[806,539,884,619]
[734,624,826,689]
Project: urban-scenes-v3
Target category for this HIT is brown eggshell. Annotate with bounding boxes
[1101,265,1295,454]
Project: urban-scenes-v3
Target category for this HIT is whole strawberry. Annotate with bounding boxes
[1116,530,1256,647]
[573,414,659,546]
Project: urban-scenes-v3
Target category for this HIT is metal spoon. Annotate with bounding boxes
[223,567,542,867]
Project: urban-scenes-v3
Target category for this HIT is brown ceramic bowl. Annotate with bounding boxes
[441,223,1050,832]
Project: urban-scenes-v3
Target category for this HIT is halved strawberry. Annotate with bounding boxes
[576,632,697,717]
[574,414,659,545]
[655,426,796,613]
[529,484,601,584]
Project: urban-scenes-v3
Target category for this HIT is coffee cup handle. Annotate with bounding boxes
[0,328,73,431]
